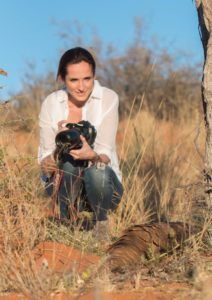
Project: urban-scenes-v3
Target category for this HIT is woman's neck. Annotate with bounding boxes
[67,97,83,123]
[68,94,87,108]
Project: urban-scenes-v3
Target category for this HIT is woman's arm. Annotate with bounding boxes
[93,91,119,161]
[69,135,111,164]
[38,98,57,176]
[41,153,57,177]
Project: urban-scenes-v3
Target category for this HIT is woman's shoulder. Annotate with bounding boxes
[42,88,68,105]
[101,87,119,111]
[96,81,119,105]
[102,86,118,99]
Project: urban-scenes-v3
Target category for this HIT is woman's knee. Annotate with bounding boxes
[83,164,111,187]
[60,161,81,178]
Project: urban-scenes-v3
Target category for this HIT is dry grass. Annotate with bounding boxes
[0,98,211,299]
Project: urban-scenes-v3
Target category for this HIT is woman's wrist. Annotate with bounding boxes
[90,151,101,163]
[90,152,111,165]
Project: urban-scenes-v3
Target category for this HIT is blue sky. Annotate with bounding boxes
[0,0,203,100]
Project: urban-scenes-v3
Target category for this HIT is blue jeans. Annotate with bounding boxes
[45,159,123,221]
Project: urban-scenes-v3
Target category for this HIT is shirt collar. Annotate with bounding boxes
[58,80,101,103]
[90,80,101,100]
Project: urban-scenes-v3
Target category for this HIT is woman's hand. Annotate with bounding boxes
[41,153,57,177]
[70,135,96,161]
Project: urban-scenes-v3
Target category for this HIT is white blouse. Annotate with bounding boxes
[38,80,122,181]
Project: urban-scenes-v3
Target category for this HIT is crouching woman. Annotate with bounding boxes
[38,47,123,241]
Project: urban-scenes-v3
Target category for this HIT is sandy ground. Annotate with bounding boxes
[0,241,211,299]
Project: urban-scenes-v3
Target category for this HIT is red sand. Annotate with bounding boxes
[33,241,99,274]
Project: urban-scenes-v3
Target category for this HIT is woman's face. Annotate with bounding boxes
[64,61,95,103]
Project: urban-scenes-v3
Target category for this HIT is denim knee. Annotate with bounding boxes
[61,161,81,178]
[83,164,123,221]
[45,162,80,197]
[83,164,111,188]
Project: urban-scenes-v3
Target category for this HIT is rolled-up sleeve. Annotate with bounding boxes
[38,99,56,164]
[94,93,119,160]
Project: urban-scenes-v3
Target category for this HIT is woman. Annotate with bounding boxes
[38,47,123,241]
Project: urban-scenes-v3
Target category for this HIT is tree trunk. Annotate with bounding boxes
[196,0,212,246]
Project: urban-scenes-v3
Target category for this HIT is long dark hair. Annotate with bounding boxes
[57,47,96,80]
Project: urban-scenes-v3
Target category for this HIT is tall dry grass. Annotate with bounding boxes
[111,100,206,232]
[0,96,211,298]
